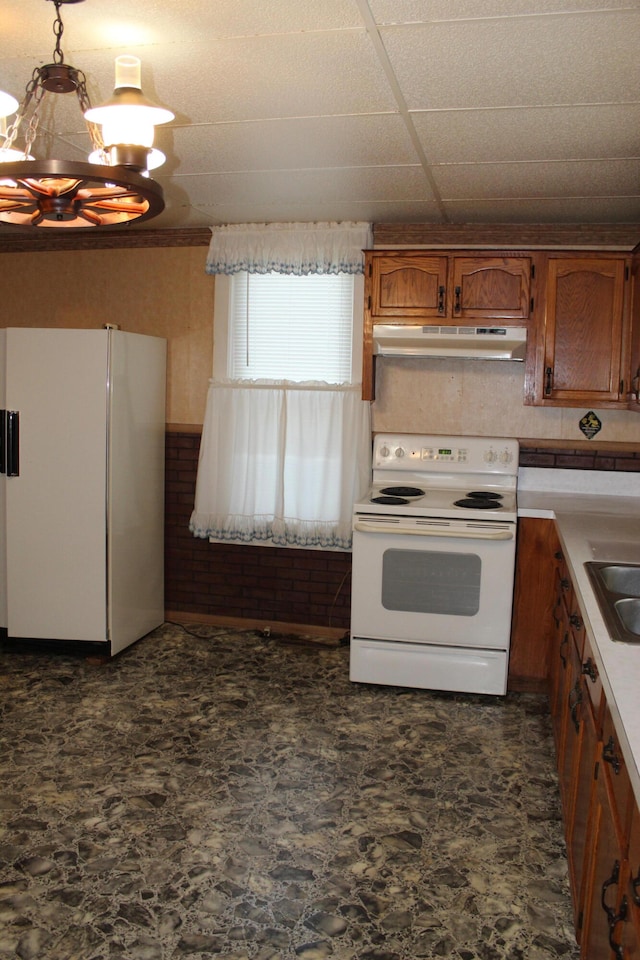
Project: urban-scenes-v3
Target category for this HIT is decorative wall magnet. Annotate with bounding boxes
[579,411,602,439]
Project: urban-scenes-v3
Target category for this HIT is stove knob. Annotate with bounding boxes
[483,449,497,463]
[395,447,405,458]
[499,449,514,464]
[379,445,390,458]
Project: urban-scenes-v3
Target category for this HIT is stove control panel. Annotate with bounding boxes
[373,434,519,476]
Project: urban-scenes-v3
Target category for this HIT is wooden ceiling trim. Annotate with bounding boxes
[373,223,640,250]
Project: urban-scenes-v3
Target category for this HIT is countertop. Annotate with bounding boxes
[517,467,640,804]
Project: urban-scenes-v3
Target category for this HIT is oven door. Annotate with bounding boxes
[350,515,516,650]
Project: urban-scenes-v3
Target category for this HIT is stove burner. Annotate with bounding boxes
[466,491,503,500]
[380,485,425,497]
[454,497,503,509]
[371,495,409,505]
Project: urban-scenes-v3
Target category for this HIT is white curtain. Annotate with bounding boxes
[192,221,372,550]
[205,220,372,275]
[190,380,371,549]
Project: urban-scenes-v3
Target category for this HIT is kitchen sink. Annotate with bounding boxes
[585,562,640,643]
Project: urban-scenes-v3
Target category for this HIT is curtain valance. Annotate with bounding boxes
[205,221,372,276]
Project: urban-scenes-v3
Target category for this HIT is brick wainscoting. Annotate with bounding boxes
[165,430,352,632]
[165,431,639,631]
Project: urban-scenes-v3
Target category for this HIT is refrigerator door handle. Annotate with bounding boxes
[6,410,19,477]
[0,409,5,474]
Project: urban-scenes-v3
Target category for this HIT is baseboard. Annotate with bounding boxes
[164,610,347,641]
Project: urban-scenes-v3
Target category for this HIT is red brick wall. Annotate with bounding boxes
[165,431,352,629]
[519,446,640,471]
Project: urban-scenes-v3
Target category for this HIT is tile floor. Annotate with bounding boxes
[0,623,580,960]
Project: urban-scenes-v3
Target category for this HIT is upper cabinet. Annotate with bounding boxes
[369,252,533,324]
[363,250,536,399]
[525,254,633,409]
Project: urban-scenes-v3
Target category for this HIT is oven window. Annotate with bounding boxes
[381,549,481,616]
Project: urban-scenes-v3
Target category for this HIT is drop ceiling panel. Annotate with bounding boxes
[172,166,433,207]
[443,196,640,223]
[411,104,640,164]
[154,115,417,175]
[120,32,398,126]
[432,158,640,199]
[380,11,640,109]
[187,199,443,226]
[368,0,638,24]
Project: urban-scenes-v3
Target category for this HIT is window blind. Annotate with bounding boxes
[228,272,354,383]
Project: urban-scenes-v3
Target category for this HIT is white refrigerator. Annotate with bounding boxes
[0,327,166,655]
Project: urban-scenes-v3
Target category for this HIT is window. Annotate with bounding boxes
[214,272,363,384]
[191,222,371,551]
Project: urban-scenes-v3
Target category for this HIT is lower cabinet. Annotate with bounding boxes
[547,552,639,958]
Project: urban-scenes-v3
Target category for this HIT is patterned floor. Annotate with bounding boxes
[0,623,579,960]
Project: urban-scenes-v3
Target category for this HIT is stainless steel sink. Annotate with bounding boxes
[585,562,640,643]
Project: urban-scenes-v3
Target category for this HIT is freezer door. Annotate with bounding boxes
[5,328,109,642]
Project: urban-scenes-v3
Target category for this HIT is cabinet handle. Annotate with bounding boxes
[560,577,570,592]
[581,657,598,684]
[568,679,582,733]
[544,366,553,395]
[632,867,640,907]
[570,612,583,630]
[608,895,627,960]
[554,551,564,562]
[559,632,569,668]
[603,735,622,775]
[454,285,461,314]
[633,365,640,402]
[438,285,445,314]
[601,859,621,924]
[552,596,562,629]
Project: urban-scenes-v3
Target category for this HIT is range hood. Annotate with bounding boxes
[373,324,527,361]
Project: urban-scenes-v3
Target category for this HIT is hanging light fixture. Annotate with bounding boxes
[0,0,174,229]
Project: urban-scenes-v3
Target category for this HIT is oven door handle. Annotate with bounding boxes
[353,521,514,540]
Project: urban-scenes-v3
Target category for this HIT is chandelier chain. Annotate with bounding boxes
[52,1,66,65]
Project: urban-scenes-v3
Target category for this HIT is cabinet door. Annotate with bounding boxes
[451,256,531,321]
[508,518,560,692]
[622,802,640,956]
[542,257,627,405]
[580,750,631,959]
[370,254,448,320]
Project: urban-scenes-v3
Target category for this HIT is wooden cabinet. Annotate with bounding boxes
[363,249,535,399]
[579,707,633,957]
[622,803,640,956]
[546,546,640,958]
[509,518,561,693]
[526,254,633,408]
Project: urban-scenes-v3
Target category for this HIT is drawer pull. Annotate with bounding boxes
[608,895,627,960]
[581,657,598,684]
[632,868,640,907]
[568,680,582,733]
[570,612,583,630]
[601,859,620,923]
[603,736,622,775]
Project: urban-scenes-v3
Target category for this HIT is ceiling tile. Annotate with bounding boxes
[380,10,640,109]
[432,158,640,199]
[411,104,640,164]
[155,115,418,175]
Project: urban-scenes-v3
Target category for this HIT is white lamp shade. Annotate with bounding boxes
[0,90,18,119]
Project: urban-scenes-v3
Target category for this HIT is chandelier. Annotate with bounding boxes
[0,0,174,229]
